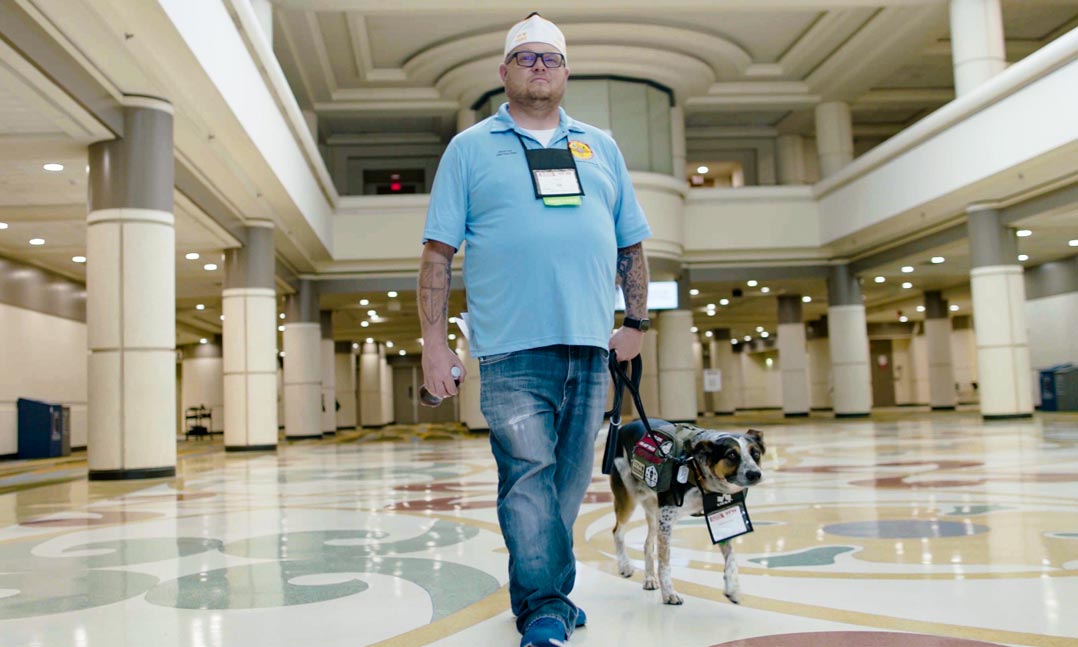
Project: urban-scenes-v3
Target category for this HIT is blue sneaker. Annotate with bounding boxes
[521,617,568,647]
[575,607,586,627]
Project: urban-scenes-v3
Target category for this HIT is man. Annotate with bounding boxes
[418,13,651,647]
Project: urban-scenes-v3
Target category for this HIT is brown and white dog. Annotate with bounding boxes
[610,418,765,605]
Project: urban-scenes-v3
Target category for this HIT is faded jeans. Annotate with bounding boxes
[479,345,609,637]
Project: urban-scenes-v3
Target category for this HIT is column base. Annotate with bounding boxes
[835,412,870,418]
[285,434,323,440]
[811,407,834,412]
[983,413,1034,420]
[712,411,736,416]
[89,466,176,481]
[225,444,277,452]
[931,406,957,411]
[784,412,810,418]
[322,431,337,436]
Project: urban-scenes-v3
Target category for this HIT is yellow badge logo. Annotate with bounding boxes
[569,141,593,160]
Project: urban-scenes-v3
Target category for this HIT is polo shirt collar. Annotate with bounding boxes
[489,102,585,139]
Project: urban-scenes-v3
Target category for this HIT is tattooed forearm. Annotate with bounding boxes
[418,242,455,340]
[617,243,649,319]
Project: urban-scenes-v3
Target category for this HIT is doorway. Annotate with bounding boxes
[869,339,896,407]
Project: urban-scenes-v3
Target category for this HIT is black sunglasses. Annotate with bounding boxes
[506,51,565,68]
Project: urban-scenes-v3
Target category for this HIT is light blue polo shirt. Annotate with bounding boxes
[422,102,652,357]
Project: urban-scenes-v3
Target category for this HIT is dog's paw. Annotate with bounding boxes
[662,592,684,605]
[618,563,634,578]
[724,590,741,605]
[642,575,659,590]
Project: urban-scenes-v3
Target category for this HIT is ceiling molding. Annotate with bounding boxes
[778,9,876,80]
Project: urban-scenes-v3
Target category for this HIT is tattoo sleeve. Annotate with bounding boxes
[418,241,455,343]
[616,243,649,320]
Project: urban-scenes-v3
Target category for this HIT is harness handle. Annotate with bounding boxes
[601,351,661,474]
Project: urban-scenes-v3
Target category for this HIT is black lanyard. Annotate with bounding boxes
[514,131,585,199]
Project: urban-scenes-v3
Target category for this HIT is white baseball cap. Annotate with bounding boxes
[504,13,567,60]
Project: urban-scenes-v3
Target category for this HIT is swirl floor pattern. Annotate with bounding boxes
[0,411,1076,647]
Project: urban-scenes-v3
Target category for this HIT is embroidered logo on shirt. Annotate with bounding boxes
[496,149,518,157]
[569,141,593,160]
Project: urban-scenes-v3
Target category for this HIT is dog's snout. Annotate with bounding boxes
[746,469,761,483]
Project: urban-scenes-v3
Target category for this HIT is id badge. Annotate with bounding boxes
[702,491,753,544]
[519,141,585,206]
[534,169,581,196]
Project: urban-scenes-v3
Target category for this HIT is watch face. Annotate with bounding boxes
[638,319,651,332]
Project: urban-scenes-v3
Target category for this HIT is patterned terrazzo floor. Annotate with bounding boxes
[0,411,1076,647]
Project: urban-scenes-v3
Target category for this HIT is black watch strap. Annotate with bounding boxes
[623,317,650,332]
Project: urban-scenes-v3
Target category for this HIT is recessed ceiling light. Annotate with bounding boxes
[360,321,369,327]
[29,238,44,246]
[930,256,945,264]
[278,325,285,332]
[200,338,208,344]
[0,222,8,230]
[385,341,394,348]
[203,263,218,271]
[72,256,87,263]
[387,291,398,298]
[399,350,406,356]
[691,326,699,333]
[902,282,913,289]
[696,165,709,174]
[1018,254,1029,262]
[279,351,285,357]
[761,287,770,293]
[719,298,730,306]
[1069,239,1078,247]
[707,310,716,316]
[705,331,713,338]
[730,338,738,344]
[367,309,376,317]
[760,331,770,338]
[352,342,359,349]
[899,316,909,323]
[706,303,716,310]
[874,276,885,283]
[916,305,925,312]
[365,337,373,344]
[901,266,914,273]
[448,333,457,341]
[744,335,752,341]
[756,326,764,332]
[802,296,812,303]
[43,163,64,172]
[195,304,205,310]
[279,313,285,319]
[690,289,699,296]
[949,304,959,312]
[359,298,369,306]
[185,252,200,260]
[746,280,758,287]
[220,315,225,320]
[1016,229,1032,237]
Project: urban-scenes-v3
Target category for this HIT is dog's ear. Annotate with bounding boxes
[746,429,765,454]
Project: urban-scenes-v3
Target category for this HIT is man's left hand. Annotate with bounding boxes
[609,327,645,361]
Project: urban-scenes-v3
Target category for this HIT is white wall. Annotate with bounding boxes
[952,327,979,404]
[910,334,930,405]
[684,187,819,254]
[335,351,357,429]
[892,338,918,405]
[1026,292,1078,407]
[807,337,832,409]
[0,303,88,455]
[739,351,782,409]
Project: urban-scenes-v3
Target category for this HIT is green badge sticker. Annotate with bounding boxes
[542,196,582,207]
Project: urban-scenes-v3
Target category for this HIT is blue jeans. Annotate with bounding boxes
[479,345,609,636]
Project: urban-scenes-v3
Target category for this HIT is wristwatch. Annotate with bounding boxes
[622,317,651,332]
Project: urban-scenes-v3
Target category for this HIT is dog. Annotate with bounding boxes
[610,418,765,605]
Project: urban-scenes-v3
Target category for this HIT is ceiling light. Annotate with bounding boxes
[1069,240,1078,247]
[399,350,406,356]
[203,263,218,271]
[760,287,770,293]
[916,305,925,312]
[385,341,394,348]
[744,335,752,342]
[731,339,738,345]
[901,266,914,273]
[899,316,909,323]
[930,256,945,264]
[387,291,398,298]
[279,351,285,357]
[0,222,8,230]
[1016,229,1032,237]
[43,163,64,172]
[360,321,369,327]
[802,296,812,303]
[902,282,913,289]
[690,289,699,296]
[352,342,359,349]
[706,303,716,310]
[874,276,885,283]
[279,313,285,319]
[29,238,44,246]
[195,304,205,310]
[448,333,457,341]
[1018,254,1029,262]
[278,325,285,332]
[950,304,959,312]
[220,315,225,320]
[72,256,87,263]
[756,326,764,332]
[696,165,709,174]
[719,298,729,306]
[185,252,200,260]
[359,298,370,306]
[200,338,208,344]
[707,310,716,316]
[705,331,713,338]
[691,326,699,333]
[747,280,758,287]
[367,310,376,317]
[760,331,769,338]
[366,338,373,344]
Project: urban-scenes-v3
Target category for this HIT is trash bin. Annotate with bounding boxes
[1040,364,1076,412]
[17,398,70,459]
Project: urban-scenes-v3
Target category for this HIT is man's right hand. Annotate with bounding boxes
[421,344,466,399]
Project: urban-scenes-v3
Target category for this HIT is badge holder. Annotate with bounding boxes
[516,133,584,207]
[702,490,754,544]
